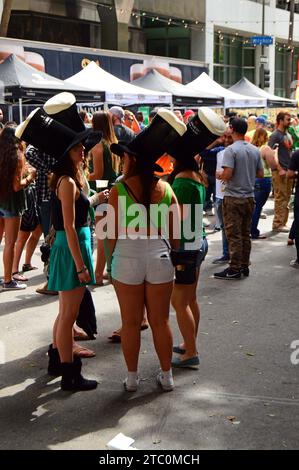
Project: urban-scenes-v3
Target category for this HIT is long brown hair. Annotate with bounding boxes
[50,152,83,191]
[92,111,117,145]
[251,128,268,148]
[92,111,119,172]
[0,128,20,201]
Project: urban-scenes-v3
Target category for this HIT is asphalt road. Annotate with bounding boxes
[0,199,298,450]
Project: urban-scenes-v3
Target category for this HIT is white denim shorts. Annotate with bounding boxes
[111,237,174,285]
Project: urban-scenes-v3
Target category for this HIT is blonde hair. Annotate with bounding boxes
[92,111,119,173]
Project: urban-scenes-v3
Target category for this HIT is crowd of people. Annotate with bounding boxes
[0,98,298,393]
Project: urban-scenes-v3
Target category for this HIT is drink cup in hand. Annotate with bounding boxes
[97,190,109,204]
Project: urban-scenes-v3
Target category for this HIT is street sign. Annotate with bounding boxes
[251,36,273,46]
[260,55,268,64]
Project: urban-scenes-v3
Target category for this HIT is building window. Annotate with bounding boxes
[214,32,256,88]
[141,17,191,60]
[275,46,299,97]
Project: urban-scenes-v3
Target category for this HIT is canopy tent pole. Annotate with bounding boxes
[18,98,23,123]
[103,102,109,111]
[8,104,13,121]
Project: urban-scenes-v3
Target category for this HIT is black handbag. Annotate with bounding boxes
[170,249,204,270]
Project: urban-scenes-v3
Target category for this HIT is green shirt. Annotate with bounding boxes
[172,177,206,250]
[89,141,117,191]
[116,181,172,231]
[260,145,272,178]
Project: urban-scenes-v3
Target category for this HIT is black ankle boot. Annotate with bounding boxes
[47,344,61,376]
[60,356,97,391]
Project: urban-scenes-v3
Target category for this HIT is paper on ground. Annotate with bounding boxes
[106,432,137,450]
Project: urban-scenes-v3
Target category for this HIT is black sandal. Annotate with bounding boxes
[22,264,38,272]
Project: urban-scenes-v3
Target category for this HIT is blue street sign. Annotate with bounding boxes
[251,36,273,46]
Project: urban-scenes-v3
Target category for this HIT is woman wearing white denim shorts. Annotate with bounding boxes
[107,173,180,392]
[106,109,186,392]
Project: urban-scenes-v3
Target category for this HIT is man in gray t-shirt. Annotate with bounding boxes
[223,140,263,198]
[214,118,264,280]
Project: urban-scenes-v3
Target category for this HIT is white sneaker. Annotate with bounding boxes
[2,279,27,290]
[157,371,174,392]
[123,376,140,392]
[290,259,299,269]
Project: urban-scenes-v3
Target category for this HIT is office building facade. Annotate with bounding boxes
[1,0,299,95]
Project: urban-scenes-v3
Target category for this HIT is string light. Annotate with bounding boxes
[80,0,299,32]
[79,0,299,57]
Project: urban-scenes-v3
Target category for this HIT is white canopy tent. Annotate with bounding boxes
[187,72,267,109]
[132,69,224,108]
[229,77,297,108]
[65,61,172,106]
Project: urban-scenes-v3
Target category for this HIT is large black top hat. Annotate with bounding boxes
[110,108,187,171]
[43,92,102,152]
[15,108,91,160]
[168,107,226,161]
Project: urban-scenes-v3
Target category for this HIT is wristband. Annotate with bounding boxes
[77,265,87,275]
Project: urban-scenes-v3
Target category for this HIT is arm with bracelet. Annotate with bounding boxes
[59,177,91,283]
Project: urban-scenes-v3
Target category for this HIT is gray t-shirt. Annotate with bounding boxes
[222,140,263,198]
[268,129,292,170]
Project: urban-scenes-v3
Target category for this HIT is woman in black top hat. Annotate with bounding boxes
[167,108,225,369]
[16,108,97,391]
[107,109,185,392]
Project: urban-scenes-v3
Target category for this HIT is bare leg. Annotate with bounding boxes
[3,217,21,283]
[145,281,173,371]
[171,282,198,360]
[95,238,106,283]
[110,307,148,337]
[141,308,149,328]
[12,230,30,274]
[189,270,200,338]
[56,287,85,363]
[113,279,145,372]
[24,224,42,265]
[0,218,4,244]
[95,215,106,284]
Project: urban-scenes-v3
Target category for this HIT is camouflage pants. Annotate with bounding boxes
[223,196,255,271]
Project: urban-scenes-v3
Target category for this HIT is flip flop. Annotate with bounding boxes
[73,329,90,341]
[73,344,96,358]
[12,272,28,282]
[108,331,121,343]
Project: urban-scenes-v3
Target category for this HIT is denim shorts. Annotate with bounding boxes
[0,207,20,218]
[112,237,174,285]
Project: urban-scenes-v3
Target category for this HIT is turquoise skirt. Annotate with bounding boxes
[48,227,95,291]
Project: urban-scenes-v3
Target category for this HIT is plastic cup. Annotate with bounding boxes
[96,180,109,189]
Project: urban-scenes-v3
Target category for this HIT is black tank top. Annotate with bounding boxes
[51,177,90,231]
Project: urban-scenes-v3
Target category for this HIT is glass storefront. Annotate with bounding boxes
[275,46,299,97]
[214,32,256,88]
